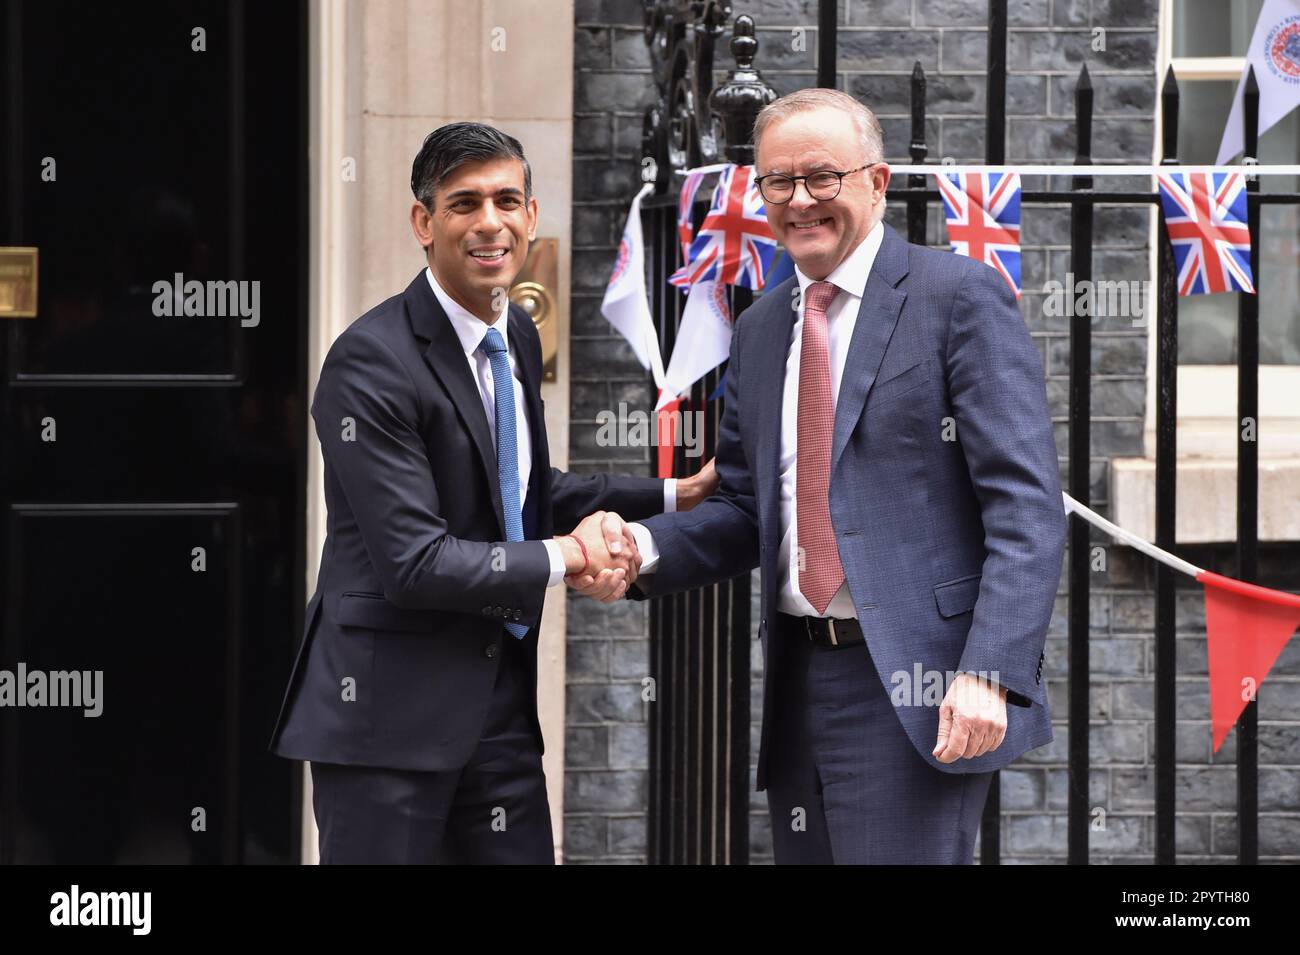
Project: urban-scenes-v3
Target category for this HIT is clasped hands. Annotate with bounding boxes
[553,458,719,602]
[553,511,642,602]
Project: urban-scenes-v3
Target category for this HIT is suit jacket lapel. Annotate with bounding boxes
[403,272,506,536]
[751,277,798,554]
[831,224,909,471]
[509,303,550,504]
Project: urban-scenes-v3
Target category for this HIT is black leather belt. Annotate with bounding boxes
[777,612,864,648]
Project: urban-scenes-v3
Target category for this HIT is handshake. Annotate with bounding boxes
[552,510,643,602]
[551,459,717,603]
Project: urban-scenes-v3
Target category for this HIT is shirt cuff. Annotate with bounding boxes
[664,478,677,513]
[542,539,568,587]
[629,522,660,573]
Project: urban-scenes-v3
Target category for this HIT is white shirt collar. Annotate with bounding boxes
[793,219,885,302]
[425,266,510,359]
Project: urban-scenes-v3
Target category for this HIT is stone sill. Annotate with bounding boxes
[1111,457,1300,543]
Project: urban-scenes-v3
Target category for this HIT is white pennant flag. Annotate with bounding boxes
[656,279,732,411]
[601,182,665,387]
[1217,0,1300,164]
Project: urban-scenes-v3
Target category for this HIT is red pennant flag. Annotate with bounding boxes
[1198,570,1300,753]
[655,395,680,480]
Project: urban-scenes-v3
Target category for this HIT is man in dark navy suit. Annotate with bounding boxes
[269,123,716,864]
[592,89,1065,864]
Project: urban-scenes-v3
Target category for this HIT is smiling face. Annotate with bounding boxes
[410,156,538,321]
[755,106,890,280]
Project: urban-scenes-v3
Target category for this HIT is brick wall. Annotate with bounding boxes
[565,0,660,864]
[567,0,1300,864]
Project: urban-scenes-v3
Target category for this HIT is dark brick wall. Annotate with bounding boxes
[565,0,660,864]
[566,0,1300,864]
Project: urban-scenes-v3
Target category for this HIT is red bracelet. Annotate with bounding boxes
[567,534,590,576]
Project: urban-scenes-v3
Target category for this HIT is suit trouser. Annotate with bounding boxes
[764,616,993,864]
[309,630,554,864]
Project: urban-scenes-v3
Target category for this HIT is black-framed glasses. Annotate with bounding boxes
[754,163,880,204]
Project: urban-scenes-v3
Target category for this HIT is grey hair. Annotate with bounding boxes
[753,88,885,164]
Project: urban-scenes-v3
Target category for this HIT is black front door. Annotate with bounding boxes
[0,0,306,864]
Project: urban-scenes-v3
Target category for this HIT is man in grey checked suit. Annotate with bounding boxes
[590,89,1065,864]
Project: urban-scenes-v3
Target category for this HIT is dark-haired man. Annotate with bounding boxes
[269,122,716,864]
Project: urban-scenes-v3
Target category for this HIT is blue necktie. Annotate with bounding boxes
[480,327,529,640]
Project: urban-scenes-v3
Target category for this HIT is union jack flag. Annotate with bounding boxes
[1156,171,1255,296]
[936,171,1022,298]
[670,164,777,291]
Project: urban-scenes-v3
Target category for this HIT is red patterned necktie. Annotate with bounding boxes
[795,280,844,614]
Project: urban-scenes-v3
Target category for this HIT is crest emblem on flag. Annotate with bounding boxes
[669,164,777,291]
[709,278,731,322]
[608,233,631,287]
[1266,14,1300,81]
[1156,171,1255,296]
[935,171,1022,298]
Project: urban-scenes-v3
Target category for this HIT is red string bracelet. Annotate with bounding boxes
[566,534,589,577]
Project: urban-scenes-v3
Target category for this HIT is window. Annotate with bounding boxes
[1112,1,1300,543]
[1152,0,1300,458]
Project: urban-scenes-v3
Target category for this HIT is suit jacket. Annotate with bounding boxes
[635,223,1066,790]
[269,271,666,772]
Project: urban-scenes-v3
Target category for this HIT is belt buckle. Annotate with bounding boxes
[803,617,837,647]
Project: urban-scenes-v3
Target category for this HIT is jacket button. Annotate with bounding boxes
[512,609,522,621]
[482,606,492,616]
[485,644,498,659]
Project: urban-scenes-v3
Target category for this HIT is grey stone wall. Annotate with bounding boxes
[566,0,1300,864]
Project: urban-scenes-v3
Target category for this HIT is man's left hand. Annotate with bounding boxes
[675,457,718,512]
[932,672,1008,763]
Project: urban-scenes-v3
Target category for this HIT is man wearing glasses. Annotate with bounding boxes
[597,88,1065,863]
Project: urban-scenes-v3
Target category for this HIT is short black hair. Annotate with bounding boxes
[410,122,532,210]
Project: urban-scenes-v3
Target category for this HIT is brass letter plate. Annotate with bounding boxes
[0,247,38,318]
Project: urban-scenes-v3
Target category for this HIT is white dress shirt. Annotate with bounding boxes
[426,267,565,585]
[427,268,675,586]
[631,220,885,618]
